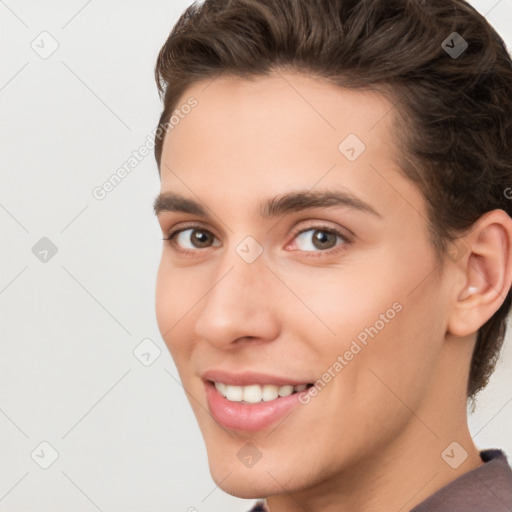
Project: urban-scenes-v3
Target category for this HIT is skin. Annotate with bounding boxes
[154,70,512,512]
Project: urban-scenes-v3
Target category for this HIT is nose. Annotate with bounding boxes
[194,249,280,349]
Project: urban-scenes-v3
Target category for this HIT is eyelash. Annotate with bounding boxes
[163,223,351,258]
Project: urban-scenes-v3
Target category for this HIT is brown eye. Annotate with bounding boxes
[173,228,220,249]
[190,230,215,248]
[294,228,346,252]
[312,230,337,249]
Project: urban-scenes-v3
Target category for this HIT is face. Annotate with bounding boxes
[154,71,454,498]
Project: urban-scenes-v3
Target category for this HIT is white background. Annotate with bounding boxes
[1,1,511,511]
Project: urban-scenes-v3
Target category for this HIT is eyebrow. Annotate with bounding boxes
[153,190,381,218]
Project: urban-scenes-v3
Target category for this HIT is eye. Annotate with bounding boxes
[165,227,221,250]
[291,227,348,252]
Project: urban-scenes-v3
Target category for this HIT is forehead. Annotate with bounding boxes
[158,70,422,221]
[162,70,396,165]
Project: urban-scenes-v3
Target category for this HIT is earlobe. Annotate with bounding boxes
[447,209,512,338]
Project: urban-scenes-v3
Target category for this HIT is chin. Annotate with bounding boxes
[208,461,281,499]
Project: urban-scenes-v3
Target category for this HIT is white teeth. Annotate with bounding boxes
[225,385,243,402]
[278,384,294,397]
[214,381,226,395]
[262,384,279,401]
[213,382,308,403]
[243,385,262,403]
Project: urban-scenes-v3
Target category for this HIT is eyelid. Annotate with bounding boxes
[163,220,218,240]
[289,222,351,240]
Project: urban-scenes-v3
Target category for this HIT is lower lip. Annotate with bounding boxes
[204,381,304,432]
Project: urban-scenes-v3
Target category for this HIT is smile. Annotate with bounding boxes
[204,378,313,431]
[213,381,310,403]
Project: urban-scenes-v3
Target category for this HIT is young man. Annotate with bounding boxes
[152,0,512,510]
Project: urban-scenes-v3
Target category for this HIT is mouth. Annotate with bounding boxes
[211,381,313,403]
[203,375,315,432]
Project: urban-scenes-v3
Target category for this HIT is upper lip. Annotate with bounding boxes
[202,369,312,387]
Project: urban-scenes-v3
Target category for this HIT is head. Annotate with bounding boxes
[153,0,512,501]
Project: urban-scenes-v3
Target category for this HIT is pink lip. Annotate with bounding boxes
[201,369,311,387]
[204,380,305,432]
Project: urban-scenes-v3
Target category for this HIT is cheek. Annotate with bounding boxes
[277,259,405,349]
[154,259,173,339]
[154,257,194,357]
[283,249,444,391]
[346,277,445,418]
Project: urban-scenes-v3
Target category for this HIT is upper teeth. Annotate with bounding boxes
[214,382,308,403]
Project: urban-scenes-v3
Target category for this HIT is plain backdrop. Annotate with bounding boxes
[1,1,512,511]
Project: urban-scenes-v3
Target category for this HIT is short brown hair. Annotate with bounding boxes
[154,0,512,403]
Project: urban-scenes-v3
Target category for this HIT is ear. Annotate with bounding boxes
[447,209,512,337]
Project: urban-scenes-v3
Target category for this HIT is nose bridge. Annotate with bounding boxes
[194,238,277,345]
[206,242,267,316]
[216,233,270,302]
